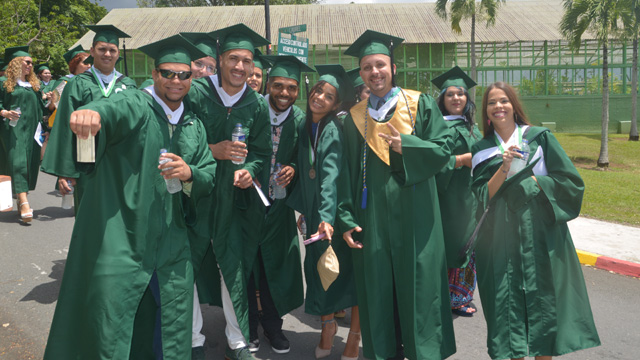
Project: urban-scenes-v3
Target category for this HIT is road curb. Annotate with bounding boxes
[577,249,640,278]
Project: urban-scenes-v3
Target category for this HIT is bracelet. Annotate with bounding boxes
[501,168,508,174]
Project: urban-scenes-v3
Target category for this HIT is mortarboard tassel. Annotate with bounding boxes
[123,39,129,77]
[389,40,396,87]
[216,37,222,87]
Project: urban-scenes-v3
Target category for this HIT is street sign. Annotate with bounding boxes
[278,34,309,64]
[279,24,307,35]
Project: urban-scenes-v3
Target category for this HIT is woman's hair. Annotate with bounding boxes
[354,84,368,103]
[436,86,476,126]
[3,57,40,93]
[68,53,89,75]
[481,81,531,138]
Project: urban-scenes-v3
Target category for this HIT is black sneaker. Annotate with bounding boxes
[264,330,290,354]
[191,346,205,360]
[248,336,260,353]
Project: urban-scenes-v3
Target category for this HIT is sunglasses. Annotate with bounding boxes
[156,69,192,80]
[24,60,33,66]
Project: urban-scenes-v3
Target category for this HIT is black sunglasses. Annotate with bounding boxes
[24,60,33,65]
[156,68,192,80]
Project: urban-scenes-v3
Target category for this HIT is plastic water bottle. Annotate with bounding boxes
[507,139,530,178]
[299,215,307,240]
[159,149,182,194]
[272,163,286,199]
[231,123,246,165]
[61,180,74,209]
[9,107,20,127]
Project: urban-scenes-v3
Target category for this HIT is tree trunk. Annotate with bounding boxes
[598,42,610,168]
[631,35,639,141]
[470,12,477,104]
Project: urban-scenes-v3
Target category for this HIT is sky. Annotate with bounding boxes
[97,0,435,11]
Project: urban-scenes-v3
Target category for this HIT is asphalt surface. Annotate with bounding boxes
[1,173,639,359]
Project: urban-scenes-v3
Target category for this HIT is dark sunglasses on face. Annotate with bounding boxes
[24,60,33,66]
[156,68,192,80]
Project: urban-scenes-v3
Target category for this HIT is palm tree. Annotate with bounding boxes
[560,0,632,167]
[435,0,505,101]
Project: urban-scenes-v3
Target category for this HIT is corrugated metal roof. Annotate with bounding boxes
[74,1,595,50]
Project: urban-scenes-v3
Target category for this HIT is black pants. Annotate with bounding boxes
[247,248,283,338]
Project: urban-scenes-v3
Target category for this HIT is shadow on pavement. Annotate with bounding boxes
[20,259,66,305]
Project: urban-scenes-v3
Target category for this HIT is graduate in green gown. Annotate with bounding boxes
[185,23,271,360]
[432,66,482,317]
[287,64,360,360]
[338,30,456,360]
[43,34,216,360]
[41,25,137,210]
[247,48,266,93]
[242,55,313,354]
[35,63,54,93]
[0,46,53,222]
[470,82,600,360]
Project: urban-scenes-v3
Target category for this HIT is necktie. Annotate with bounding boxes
[376,98,386,110]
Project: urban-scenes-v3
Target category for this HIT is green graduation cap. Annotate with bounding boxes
[35,63,50,74]
[253,48,268,70]
[262,55,314,84]
[63,45,87,64]
[344,30,403,61]
[208,24,270,54]
[315,64,355,103]
[347,68,364,88]
[138,34,208,67]
[180,32,217,59]
[4,46,31,62]
[85,24,130,46]
[431,66,476,91]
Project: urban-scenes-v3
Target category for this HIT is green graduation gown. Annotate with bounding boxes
[0,83,47,193]
[41,69,137,208]
[337,89,456,360]
[43,90,216,360]
[435,117,482,268]
[287,116,357,316]
[244,104,304,317]
[186,76,271,341]
[470,126,600,359]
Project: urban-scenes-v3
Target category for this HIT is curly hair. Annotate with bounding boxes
[3,57,40,93]
[68,52,89,75]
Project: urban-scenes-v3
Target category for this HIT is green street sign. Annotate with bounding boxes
[278,34,309,64]
[279,24,307,35]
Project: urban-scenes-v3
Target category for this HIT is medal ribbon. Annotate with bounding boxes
[90,67,118,98]
[495,125,523,153]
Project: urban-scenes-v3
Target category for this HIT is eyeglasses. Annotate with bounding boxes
[24,60,33,66]
[156,68,192,80]
[193,60,215,74]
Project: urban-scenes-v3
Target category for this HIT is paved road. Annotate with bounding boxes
[1,174,639,359]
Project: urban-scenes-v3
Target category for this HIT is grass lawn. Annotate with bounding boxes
[554,133,640,227]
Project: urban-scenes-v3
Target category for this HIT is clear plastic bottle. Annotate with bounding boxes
[231,123,246,165]
[8,107,21,127]
[299,215,307,240]
[272,163,286,199]
[61,180,74,209]
[507,139,530,178]
[159,149,182,194]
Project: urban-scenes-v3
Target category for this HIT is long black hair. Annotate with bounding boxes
[437,86,476,132]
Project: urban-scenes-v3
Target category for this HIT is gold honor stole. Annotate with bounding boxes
[350,88,421,166]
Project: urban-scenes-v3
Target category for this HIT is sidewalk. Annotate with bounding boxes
[568,216,640,278]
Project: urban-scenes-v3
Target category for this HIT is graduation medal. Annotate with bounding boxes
[309,168,316,179]
[309,121,321,180]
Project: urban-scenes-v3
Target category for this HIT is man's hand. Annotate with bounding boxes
[311,221,334,242]
[343,226,363,249]
[58,177,77,195]
[378,122,402,154]
[208,141,247,161]
[233,169,252,189]
[158,153,192,182]
[70,109,101,139]
[276,165,295,187]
